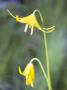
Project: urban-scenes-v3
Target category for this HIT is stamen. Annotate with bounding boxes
[7,9,16,18]
[30,26,34,35]
[24,24,28,32]
[31,83,34,88]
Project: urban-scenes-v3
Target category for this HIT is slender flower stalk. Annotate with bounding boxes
[30,58,47,82]
[29,58,52,90]
[44,33,52,90]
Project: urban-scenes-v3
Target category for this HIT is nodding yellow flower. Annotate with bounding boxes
[7,9,55,35]
[18,62,35,88]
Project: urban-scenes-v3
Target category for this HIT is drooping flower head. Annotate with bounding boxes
[18,62,35,87]
[7,9,55,35]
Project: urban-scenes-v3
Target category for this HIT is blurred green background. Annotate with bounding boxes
[0,0,67,90]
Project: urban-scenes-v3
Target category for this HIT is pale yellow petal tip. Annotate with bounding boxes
[18,66,23,75]
[43,26,55,33]
[49,26,55,32]
[51,26,55,31]
[26,82,34,88]
[7,9,16,18]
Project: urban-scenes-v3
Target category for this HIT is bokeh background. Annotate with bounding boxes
[0,0,67,90]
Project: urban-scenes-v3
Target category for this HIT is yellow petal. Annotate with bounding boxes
[16,14,42,30]
[43,26,55,33]
[18,66,23,75]
[23,63,35,87]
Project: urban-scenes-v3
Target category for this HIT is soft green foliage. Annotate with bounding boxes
[0,0,67,90]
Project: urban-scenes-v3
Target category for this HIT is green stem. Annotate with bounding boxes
[30,58,48,82]
[44,32,52,90]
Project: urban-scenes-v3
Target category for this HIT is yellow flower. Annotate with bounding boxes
[7,9,55,35]
[18,62,35,88]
